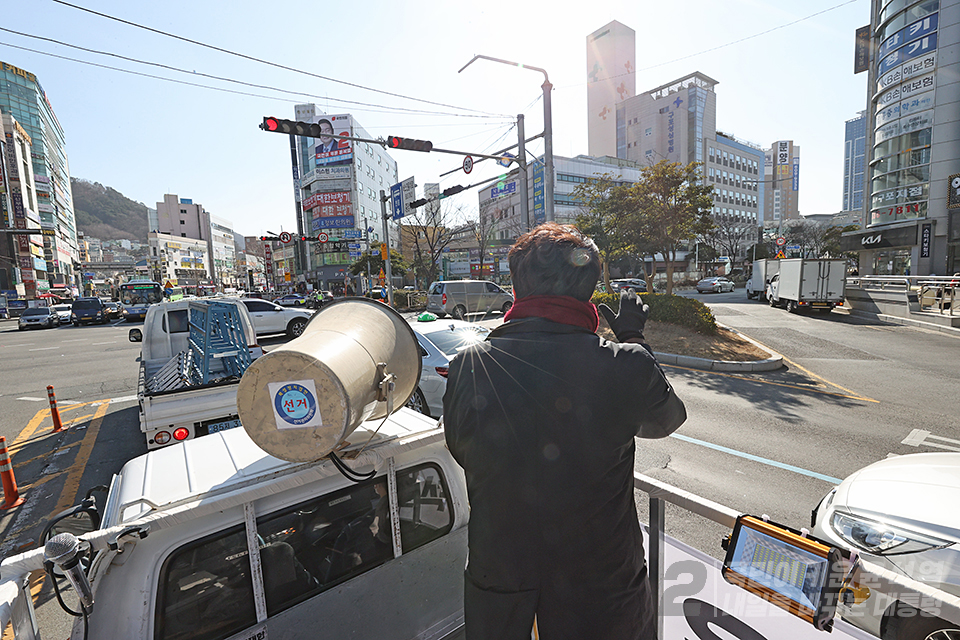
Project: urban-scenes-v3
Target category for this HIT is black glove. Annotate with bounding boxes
[598,291,649,342]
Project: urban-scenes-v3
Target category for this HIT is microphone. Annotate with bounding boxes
[44,533,94,613]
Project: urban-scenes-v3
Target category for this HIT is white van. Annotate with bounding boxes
[2,410,468,640]
[425,280,513,319]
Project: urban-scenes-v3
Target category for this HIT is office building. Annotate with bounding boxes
[587,21,636,157]
[292,104,399,291]
[615,72,765,250]
[0,60,79,289]
[764,140,801,228]
[1,112,46,297]
[154,194,235,290]
[841,0,959,275]
[842,111,867,213]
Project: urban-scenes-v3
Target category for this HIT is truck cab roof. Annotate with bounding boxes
[102,407,444,527]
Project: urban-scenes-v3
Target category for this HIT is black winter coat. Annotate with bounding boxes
[443,318,687,640]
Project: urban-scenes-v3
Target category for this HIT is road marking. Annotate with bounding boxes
[27,347,58,351]
[778,354,877,402]
[16,397,45,402]
[4,343,35,347]
[901,429,960,452]
[670,433,843,484]
[91,341,116,345]
[60,338,89,343]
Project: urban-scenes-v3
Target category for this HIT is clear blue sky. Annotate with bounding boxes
[2,0,868,237]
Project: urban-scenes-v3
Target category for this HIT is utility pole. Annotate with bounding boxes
[380,190,394,307]
[517,114,531,232]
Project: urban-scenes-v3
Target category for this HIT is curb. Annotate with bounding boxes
[847,309,960,338]
[653,323,784,372]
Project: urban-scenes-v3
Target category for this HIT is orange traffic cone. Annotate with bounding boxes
[0,436,24,509]
[47,385,64,432]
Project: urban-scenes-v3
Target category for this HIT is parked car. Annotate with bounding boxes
[71,297,110,325]
[238,298,313,337]
[275,293,307,307]
[18,306,60,330]
[696,277,736,293]
[425,280,513,320]
[812,452,960,640]
[610,278,648,293]
[406,317,491,417]
[50,303,73,324]
[104,300,122,319]
[307,290,335,309]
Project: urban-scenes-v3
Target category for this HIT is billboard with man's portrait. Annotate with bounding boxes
[314,113,353,167]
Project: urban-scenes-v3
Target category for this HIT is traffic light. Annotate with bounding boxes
[387,136,433,152]
[260,117,327,137]
[408,198,429,209]
[259,236,279,242]
[440,185,465,198]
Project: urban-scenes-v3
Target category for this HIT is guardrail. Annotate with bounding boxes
[848,275,958,316]
[636,471,960,640]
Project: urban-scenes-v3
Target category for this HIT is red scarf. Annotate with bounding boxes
[504,295,600,333]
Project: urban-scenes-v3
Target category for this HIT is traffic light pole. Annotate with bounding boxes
[379,191,394,308]
[517,113,531,232]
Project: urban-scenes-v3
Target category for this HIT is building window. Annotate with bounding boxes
[645,127,652,137]
[181,233,187,237]
[180,220,185,225]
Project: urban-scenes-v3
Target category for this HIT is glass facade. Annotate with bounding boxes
[842,113,866,212]
[0,60,78,285]
[868,1,938,225]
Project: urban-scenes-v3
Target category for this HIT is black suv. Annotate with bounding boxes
[71,297,109,326]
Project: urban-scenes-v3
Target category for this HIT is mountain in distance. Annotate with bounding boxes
[70,178,149,241]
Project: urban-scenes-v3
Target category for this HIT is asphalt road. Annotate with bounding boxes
[1,296,957,635]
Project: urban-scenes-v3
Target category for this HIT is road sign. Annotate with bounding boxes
[343,229,361,239]
[775,237,786,247]
[317,232,329,243]
[279,231,292,244]
[347,243,360,249]
[497,152,515,168]
[786,244,800,251]
[463,155,474,174]
[776,250,786,259]
[390,176,417,220]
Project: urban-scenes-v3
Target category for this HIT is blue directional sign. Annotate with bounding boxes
[343,229,362,239]
[347,243,360,249]
[390,182,404,220]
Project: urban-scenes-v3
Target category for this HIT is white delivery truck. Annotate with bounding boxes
[766,258,846,313]
[130,298,263,449]
[745,259,779,301]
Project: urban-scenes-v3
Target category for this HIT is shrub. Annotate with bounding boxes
[393,290,410,308]
[591,292,718,335]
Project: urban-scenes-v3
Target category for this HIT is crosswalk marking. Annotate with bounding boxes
[901,429,960,452]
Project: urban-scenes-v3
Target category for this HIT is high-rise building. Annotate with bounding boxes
[615,72,765,251]
[840,0,958,276]
[842,111,867,214]
[154,194,234,291]
[1,112,46,297]
[0,60,78,289]
[292,104,399,291]
[586,21,636,157]
[764,140,801,228]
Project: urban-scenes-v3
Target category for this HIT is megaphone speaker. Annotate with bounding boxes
[237,298,421,462]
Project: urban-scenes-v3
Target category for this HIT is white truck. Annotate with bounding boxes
[766,258,846,313]
[745,258,779,301]
[0,410,467,640]
[130,299,263,450]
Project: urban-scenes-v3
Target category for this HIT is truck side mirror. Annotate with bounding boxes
[41,496,101,543]
[129,328,143,342]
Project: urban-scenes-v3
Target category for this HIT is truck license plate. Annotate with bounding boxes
[207,418,242,434]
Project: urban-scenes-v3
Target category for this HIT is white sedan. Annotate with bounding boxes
[812,452,960,640]
[696,276,736,293]
[50,304,73,324]
[237,298,313,337]
[405,318,490,418]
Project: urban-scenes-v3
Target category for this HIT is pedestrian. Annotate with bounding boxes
[443,223,687,640]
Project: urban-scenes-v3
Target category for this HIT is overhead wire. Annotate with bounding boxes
[0,26,512,121]
[50,0,509,117]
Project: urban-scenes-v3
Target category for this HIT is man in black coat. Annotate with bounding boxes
[443,223,687,640]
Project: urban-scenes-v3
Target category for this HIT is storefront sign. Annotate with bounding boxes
[841,223,919,251]
[948,173,960,209]
[854,25,871,74]
[777,141,789,165]
[920,223,931,258]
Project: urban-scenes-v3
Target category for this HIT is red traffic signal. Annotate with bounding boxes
[263,118,279,132]
[260,117,326,137]
[387,136,433,152]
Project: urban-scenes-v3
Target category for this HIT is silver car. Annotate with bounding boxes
[425,280,513,320]
[18,306,60,330]
[696,276,736,293]
[812,452,960,640]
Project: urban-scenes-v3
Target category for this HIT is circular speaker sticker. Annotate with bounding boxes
[268,380,324,430]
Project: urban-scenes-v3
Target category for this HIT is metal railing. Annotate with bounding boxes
[635,471,960,639]
[848,275,958,316]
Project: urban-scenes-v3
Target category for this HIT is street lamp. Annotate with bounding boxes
[459,54,554,224]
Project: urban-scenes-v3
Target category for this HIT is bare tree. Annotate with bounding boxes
[707,213,754,263]
[398,199,468,288]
